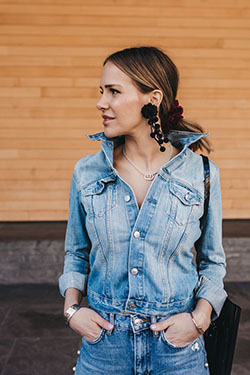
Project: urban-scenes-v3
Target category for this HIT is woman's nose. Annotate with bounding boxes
[96,95,109,111]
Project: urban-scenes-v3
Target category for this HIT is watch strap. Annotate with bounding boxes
[64,304,80,325]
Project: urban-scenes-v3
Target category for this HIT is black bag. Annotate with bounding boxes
[194,155,241,375]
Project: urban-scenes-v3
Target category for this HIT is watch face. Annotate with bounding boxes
[65,305,79,322]
[65,307,73,319]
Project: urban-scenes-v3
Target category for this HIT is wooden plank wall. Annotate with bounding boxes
[0,0,249,221]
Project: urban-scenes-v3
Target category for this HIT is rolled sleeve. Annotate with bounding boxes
[58,271,89,297]
[195,162,227,320]
[195,275,227,320]
[58,167,91,298]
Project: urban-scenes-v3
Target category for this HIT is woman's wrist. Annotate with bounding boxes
[192,298,212,332]
[64,304,81,325]
[64,287,83,314]
[190,312,206,334]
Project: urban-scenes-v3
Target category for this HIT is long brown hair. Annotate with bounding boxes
[103,46,212,154]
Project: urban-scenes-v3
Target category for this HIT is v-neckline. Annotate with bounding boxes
[112,144,184,214]
[117,170,156,214]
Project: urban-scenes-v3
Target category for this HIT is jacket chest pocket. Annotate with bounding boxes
[166,180,202,226]
[81,177,118,218]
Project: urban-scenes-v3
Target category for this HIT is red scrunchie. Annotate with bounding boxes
[167,99,183,127]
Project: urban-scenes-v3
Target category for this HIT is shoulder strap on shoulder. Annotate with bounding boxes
[195,154,210,266]
[202,155,210,219]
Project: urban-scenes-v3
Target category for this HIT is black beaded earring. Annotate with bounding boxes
[141,103,169,152]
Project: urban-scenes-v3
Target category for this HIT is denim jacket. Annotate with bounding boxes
[58,130,227,319]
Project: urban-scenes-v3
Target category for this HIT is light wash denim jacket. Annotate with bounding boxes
[58,130,227,319]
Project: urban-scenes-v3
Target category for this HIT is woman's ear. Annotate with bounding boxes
[149,89,163,107]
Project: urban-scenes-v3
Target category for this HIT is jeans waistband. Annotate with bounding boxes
[90,306,177,337]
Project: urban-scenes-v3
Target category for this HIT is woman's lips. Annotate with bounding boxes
[103,117,115,125]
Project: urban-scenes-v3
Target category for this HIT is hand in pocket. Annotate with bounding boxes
[69,307,113,341]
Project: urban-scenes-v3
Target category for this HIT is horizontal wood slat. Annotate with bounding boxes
[1,0,250,7]
[1,13,250,29]
[0,4,249,18]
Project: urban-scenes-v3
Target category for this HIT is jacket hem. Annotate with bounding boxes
[87,288,196,316]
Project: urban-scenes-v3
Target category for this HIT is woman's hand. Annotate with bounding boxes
[150,312,201,346]
[150,299,212,347]
[69,307,114,341]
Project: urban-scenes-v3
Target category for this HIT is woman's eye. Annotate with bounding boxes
[110,88,119,95]
[99,88,119,95]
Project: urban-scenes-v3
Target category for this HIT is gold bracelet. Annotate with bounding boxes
[190,312,205,335]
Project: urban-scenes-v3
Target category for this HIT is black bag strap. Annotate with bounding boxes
[195,156,242,375]
[195,155,210,266]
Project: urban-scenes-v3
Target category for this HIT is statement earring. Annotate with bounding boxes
[141,103,169,152]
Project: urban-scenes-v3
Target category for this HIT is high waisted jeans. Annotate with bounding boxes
[75,307,210,375]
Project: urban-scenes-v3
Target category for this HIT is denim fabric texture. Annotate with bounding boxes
[58,129,227,319]
[74,307,210,375]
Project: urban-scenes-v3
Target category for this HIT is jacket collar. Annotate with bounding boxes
[86,130,210,174]
[86,130,209,148]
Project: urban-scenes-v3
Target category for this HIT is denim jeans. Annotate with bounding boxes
[75,307,210,375]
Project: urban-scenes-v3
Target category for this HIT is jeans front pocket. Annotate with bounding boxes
[160,329,202,351]
[82,327,106,345]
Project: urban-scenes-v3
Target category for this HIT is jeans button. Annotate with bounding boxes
[134,318,142,326]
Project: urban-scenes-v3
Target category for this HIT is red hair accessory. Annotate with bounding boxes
[167,99,183,127]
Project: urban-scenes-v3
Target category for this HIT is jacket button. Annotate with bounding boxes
[128,302,136,309]
[185,193,190,200]
[134,231,140,238]
[124,195,131,202]
[131,268,138,275]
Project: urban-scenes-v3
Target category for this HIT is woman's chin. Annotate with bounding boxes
[103,127,122,139]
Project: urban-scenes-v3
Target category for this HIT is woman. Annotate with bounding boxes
[59,46,227,375]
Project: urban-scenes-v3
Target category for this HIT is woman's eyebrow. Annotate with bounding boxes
[99,84,122,89]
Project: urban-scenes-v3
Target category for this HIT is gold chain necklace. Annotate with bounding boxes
[122,144,173,181]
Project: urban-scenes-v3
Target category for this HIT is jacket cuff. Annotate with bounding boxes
[58,271,89,297]
[195,276,227,320]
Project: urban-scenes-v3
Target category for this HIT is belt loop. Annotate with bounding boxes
[151,315,159,338]
[106,313,115,336]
